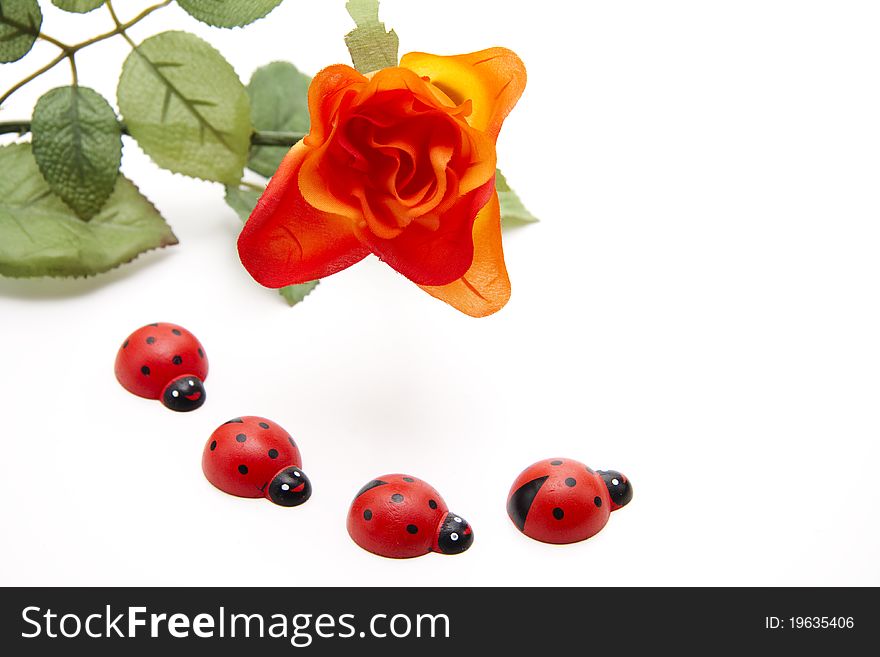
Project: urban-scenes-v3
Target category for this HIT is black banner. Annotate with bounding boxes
[0,587,872,654]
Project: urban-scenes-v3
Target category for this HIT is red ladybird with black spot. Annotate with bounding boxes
[202,416,311,507]
[347,475,473,559]
[506,458,633,544]
[115,322,208,412]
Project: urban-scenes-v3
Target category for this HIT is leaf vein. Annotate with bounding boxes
[132,47,235,152]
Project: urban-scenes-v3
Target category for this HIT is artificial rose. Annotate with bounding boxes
[237,48,526,317]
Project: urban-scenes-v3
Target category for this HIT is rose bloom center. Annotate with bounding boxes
[320,87,484,240]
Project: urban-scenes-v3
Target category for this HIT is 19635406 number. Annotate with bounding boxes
[790,617,854,629]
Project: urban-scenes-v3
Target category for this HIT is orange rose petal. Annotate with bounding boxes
[238,142,369,288]
[455,129,498,196]
[419,193,510,318]
[400,48,527,140]
[356,177,496,287]
[304,65,367,147]
[299,144,365,223]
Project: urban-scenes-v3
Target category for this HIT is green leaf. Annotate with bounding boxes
[278,280,319,306]
[51,1,105,13]
[31,86,122,220]
[246,61,310,177]
[117,30,252,184]
[0,0,42,63]
[223,185,261,221]
[0,143,177,278]
[344,0,398,74]
[176,0,284,28]
[224,184,319,306]
[496,170,539,228]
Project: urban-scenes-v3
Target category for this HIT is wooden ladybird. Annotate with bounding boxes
[115,322,208,412]
[507,458,632,544]
[202,416,312,507]
[347,475,473,559]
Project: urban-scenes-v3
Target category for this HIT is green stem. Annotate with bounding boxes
[0,122,34,136]
[38,32,69,51]
[251,130,307,146]
[0,0,172,107]
[0,121,306,147]
[68,54,79,87]
[76,1,171,52]
[105,0,124,30]
[0,53,68,107]
[238,180,267,192]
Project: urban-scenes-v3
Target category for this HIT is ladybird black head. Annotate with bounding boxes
[436,512,474,555]
[267,467,312,507]
[161,375,206,412]
[598,470,633,511]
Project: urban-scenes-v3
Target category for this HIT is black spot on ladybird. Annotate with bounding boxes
[287,436,297,448]
[224,418,244,424]
[146,337,155,345]
[403,477,414,482]
[148,323,159,327]
[406,524,418,534]
[236,434,247,443]
[198,348,204,358]
[122,340,129,349]
[268,449,278,459]
[238,465,248,475]
[552,507,564,520]
[172,355,182,365]
[171,329,182,336]
[428,499,438,509]
[391,493,404,503]
[565,477,576,487]
[259,422,270,429]
[594,496,602,508]
[210,440,217,451]
[551,460,563,466]
[364,509,373,521]
[141,366,150,376]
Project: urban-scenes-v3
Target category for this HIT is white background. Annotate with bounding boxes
[1,0,878,586]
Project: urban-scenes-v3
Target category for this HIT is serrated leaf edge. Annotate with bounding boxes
[0,163,179,279]
[279,280,320,306]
